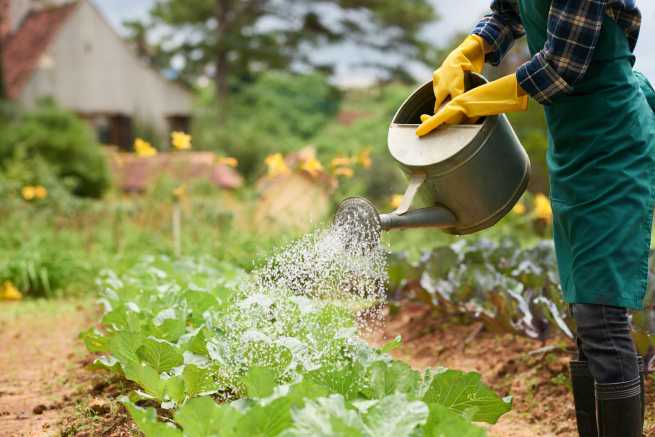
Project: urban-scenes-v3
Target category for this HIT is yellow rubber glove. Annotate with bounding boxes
[417,73,528,137]
[432,35,486,112]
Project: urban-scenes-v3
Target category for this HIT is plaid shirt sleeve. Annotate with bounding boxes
[472,0,525,67]
[515,0,610,104]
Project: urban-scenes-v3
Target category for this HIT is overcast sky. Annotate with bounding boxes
[96,0,655,84]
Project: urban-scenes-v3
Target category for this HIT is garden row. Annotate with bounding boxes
[82,255,512,436]
[388,238,655,361]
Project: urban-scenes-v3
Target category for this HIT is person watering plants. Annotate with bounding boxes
[419,1,655,436]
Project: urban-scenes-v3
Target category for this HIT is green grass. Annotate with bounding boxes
[0,298,93,321]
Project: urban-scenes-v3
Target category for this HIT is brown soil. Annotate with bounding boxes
[367,301,655,437]
[0,301,90,436]
[0,300,135,437]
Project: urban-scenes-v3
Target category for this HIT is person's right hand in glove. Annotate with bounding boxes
[417,73,528,137]
[432,35,486,112]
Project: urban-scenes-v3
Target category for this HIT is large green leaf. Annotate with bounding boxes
[102,305,143,332]
[234,397,294,437]
[359,394,428,436]
[175,397,241,437]
[421,369,511,424]
[242,367,277,399]
[137,338,184,373]
[181,328,210,356]
[423,403,487,437]
[286,395,366,437]
[363,361,421,400]
[123,363,165,399]
[184,289,219,319]
[108,331,144,368]
[306,364,363,400]
[285,379,332,408]
[151,316,187,343]
[124,400,182,437]
[183,364,219,398]
[164,375,186,405]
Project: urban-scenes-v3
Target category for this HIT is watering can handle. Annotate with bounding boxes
[393,173,426,215]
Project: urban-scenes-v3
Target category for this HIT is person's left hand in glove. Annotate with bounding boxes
[416,73,529,137]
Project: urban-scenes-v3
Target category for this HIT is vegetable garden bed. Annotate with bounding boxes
[80,256,512,436]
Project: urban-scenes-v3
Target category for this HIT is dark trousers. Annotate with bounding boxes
[572,304,639,384]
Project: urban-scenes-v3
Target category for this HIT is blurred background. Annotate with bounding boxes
[1,0,655,299]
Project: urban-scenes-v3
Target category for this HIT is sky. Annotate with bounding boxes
[96,0,655,84]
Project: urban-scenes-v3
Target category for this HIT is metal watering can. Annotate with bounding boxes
[335,73,530,241]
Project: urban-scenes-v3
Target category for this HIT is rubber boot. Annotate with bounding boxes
[570,360,598,437]
[595,377,642,437]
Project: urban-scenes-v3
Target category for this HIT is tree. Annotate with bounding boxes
[130,0,437,103]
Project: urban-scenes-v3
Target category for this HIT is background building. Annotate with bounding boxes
[0,0,192,149]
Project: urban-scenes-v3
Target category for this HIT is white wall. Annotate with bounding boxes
[19,0,192,135]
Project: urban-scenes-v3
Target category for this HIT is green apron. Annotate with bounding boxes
[517,0,655,309]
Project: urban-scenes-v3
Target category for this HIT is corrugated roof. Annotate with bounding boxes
[1,2,78,99]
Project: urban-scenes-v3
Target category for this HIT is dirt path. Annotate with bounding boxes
[0,300,94,437]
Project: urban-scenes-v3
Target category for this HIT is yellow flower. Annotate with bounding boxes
[21,186,36,201]
[34,186,48,200]
[512,201,526,215]
[330,156,352,168]
[173,184,187,200]
[171,131,192,150]
[333,167,354,178]
[300,158,324,177]
[356,148,372,169]
[0,281,22,301]
[534,193,553,223]
[217,156,239,168]
[265,153,290,177]
[134,138,157,157]
[390,194,404,209]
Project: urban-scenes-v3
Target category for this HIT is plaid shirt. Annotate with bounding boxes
[473,1,642,104]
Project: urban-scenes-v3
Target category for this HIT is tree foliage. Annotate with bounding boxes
[129,0,437,100]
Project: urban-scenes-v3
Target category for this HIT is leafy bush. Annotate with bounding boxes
[0,99,111,197]
[194,72,341,178]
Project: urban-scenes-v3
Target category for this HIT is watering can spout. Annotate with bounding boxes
[380,207,456,231]
[333,198,457,245]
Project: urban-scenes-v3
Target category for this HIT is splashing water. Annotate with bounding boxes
[252,223,387,304]
[201,220,389,396]
[245,219,389,336]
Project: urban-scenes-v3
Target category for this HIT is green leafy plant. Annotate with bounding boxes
[83,256,512,436]
[389,238,655,363]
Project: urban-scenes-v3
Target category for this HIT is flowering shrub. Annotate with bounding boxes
[0,99,110,198]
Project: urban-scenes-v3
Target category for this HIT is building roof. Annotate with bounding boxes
[2,2,79,99]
